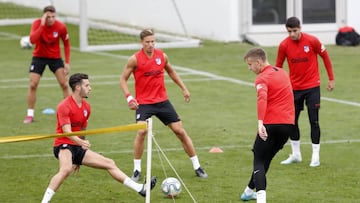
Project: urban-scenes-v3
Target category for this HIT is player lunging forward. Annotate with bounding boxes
[41,73,156,203]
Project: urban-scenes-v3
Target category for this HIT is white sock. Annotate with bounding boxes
[41,188,55,203]
[27,109,34,117]
[256,190,266,203]
[312,144,320,159]
[133,159,141,172]
[124,177,143,192]
[244,186,254,195]
[190,155,200,170]
[290,140,301,157]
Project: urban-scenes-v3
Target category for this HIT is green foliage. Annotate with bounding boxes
[0,22,360,203]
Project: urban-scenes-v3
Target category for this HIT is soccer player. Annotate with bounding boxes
[40,73,157,203]
[119,29,208,182]
[24,5,71,124]
[276,17,335,167]
[240,48,295,203]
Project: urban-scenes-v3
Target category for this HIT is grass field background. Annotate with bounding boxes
[1,21,360,203]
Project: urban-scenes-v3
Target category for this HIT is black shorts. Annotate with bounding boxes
[53,144,87,165]
[293,86,321,111]
[29,57,64,76]
[135,100,180,125]
[253,124,294,159]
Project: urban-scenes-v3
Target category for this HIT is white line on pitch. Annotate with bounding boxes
[1,139,359,160]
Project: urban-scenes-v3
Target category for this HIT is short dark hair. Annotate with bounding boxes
[285,17,301,28]
[43,5,56,13]
[243,47,267,62]
[140,29,154,40]
[69,73,89,91]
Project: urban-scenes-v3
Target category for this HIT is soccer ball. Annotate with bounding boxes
[161,177,182,197]
[20,36,32,49]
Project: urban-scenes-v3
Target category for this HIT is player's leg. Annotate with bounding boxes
[168,121,208,178]
[131,104,152,181]
[41,148,73,203]
[50,59,70,98]
[281,91,304,164]
[306,87,321,167]
[24,57,46,123]
[248,134,268,202]
[159,101,207,178]
[132,125,147,181]
[82,149,157,196]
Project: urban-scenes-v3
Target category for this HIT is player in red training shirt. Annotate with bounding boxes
[24,5,71,124]
[240,48,295,203]
[40,73,156,203]
[276,17,335,167]
[120,29,208,181]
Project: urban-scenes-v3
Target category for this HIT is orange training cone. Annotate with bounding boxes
[209,147,223,153]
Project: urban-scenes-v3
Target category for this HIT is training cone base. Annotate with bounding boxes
[209,147,223,153]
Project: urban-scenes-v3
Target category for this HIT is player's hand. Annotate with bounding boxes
[126,94,138,110]
[64,63,70,76]
[128,99,139,110]
[183,89,190,103]
[327,80,335,91]
[40,12,48,26]
[258,121,268,141]
[80,139,91,150]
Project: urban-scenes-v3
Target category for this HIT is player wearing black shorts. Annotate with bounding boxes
[120,29,208,182]
[24,5,71,124]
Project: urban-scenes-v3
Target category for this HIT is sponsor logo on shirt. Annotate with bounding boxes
[144,70,161,76]
[290,57,308,63]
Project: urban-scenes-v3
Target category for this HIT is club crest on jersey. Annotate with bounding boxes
[83,109,88,117]
[256,84,263,90]
[53,32,58,38]
[155,57,162,65]
[303,45,310,53]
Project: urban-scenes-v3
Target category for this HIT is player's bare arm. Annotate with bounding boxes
[120,55,139,110]
[62,124,91,149]
[164,54,190,103]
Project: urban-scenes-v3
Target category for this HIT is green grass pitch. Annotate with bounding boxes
[0,23,360,203]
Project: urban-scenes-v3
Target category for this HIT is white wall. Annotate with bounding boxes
[82,0,241,42]
[347,0,360,32]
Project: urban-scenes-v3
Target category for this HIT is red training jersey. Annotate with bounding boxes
[133,48,168,104]
[255,65,295,125]
[276,32,334,90]
[30,19,70,63]
[54,96,91,146]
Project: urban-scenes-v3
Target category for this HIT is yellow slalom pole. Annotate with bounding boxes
[0,123,147,144]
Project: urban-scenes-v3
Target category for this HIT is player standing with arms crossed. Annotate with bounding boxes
[24,5,71,124]
[240,47,295,203]
[119,29,208,182]
[276,17,335,167]
[41,73,156,203]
